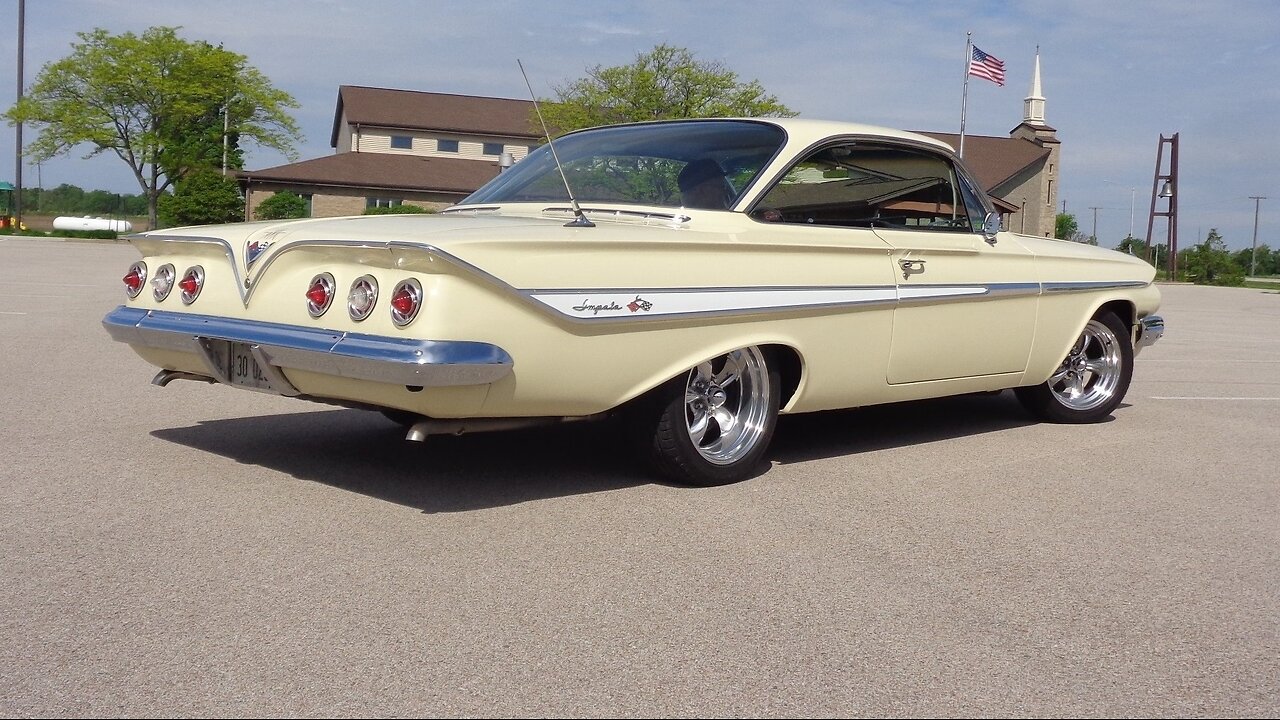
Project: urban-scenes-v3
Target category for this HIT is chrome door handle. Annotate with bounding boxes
[899,259,926,279]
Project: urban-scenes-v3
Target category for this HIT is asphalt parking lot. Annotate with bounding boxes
[2,237,1277,717]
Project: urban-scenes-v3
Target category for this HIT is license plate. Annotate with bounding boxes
[223,341,278,392]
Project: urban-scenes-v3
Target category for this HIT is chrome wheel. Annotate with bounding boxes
[683,347,773,466]
[638,345,781,486]
[1048,319,1123,412]
[1015,311,1133,424]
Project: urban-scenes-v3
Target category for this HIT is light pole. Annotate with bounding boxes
[1250,196,1266,276]
[14,0,25,227]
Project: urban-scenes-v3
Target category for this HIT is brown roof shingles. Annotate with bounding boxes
[331,86,541,147]
[918,132,1050,192]
[241,152,501,195]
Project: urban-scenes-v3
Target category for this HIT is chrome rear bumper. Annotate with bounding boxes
[102,306,513,389]
[1136,315,1165,351]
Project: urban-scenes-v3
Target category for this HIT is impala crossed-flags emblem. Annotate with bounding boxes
[245,240,272,265]
[627,296,653,312]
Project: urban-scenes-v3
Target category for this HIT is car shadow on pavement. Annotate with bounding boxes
[151,409,651,513]
[149,390,1070,512]
[769,390,1044,465]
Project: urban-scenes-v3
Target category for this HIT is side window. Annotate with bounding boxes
[753,142,976,232]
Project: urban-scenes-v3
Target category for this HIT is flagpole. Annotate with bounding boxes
[959,32,972,158]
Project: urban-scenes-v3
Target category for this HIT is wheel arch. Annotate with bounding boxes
[620,340,805,415]
[760,343,804,412]
[1095,298,1135,328]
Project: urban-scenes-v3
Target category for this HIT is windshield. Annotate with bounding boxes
[460,120,786,210]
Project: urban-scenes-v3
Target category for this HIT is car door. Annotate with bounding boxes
[856,142,1038,384]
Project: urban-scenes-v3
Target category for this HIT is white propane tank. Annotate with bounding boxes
[53,216,133,233]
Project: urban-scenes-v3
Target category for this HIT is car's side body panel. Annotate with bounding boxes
[103,118,1162,485]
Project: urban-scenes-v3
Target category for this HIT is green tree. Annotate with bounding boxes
[1180,229,1244,285]
[540,44,796,133]
[1054,212,1092,243]
[1233,244,1276,276]
[254,191,307,220]
[1115,235,1146,256]
[158,171,244,227]
[6,27,301,229]
[1055,212,1078,240]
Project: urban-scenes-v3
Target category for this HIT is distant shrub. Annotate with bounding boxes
[255,192,308,220]
[363,204,434,215]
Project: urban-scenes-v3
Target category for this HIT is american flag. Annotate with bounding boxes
[969,45,1006,86]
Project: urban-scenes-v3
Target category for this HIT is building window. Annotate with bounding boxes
[1047,180,1054,205]
[390,135,412,150]
[366,197,402,209]
[483,142,504,156]
[437,139,459,153]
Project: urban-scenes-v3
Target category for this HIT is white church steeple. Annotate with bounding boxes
[1024,48,1046,125]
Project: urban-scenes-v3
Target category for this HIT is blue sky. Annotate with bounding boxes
[1,0,1276,251]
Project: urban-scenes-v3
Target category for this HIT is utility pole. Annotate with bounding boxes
[1250,196,1266,276]
[1089,206,1101,244]
[14,0,25,227]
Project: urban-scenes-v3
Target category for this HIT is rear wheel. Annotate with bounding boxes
[1015,311,1133,423]
[640,346,780,486]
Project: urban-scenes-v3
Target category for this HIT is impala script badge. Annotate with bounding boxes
[570,295,654,315]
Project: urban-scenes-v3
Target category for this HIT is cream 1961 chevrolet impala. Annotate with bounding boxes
[104,118,1164,485]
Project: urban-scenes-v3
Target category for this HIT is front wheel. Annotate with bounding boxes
[639,346,780,486]
[1014,311,1133,423]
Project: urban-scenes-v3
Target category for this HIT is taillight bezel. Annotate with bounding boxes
[306,273,336,318]
[389,278,423,327]
[179,265,205,305]
[151,263,175,302]
[123,261,147,299]
[347,275,378,321]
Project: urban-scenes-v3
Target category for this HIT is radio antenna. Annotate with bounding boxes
[518,59,593,228]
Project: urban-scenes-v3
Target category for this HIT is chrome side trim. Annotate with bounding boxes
[1136,315,1165,350]
[102,306,513,388]
[1043,280,1151,293]
[524,286,899,322]
[896,282,1041,304]
[523,282,1044,322]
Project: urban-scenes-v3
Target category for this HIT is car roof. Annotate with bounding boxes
[748,117,955,154]
[570,117,955,155]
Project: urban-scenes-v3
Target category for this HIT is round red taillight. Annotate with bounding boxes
[389,278,422,327]
[123,262,147,298]
[306,273,335,318]
[179,266,204,304]
[348,275,378,321]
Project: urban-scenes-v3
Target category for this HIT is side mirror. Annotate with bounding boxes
[982,211,1001,245]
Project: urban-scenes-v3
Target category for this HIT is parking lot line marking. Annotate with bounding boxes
[1152,396,1280,400]
[0,311,27,315]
